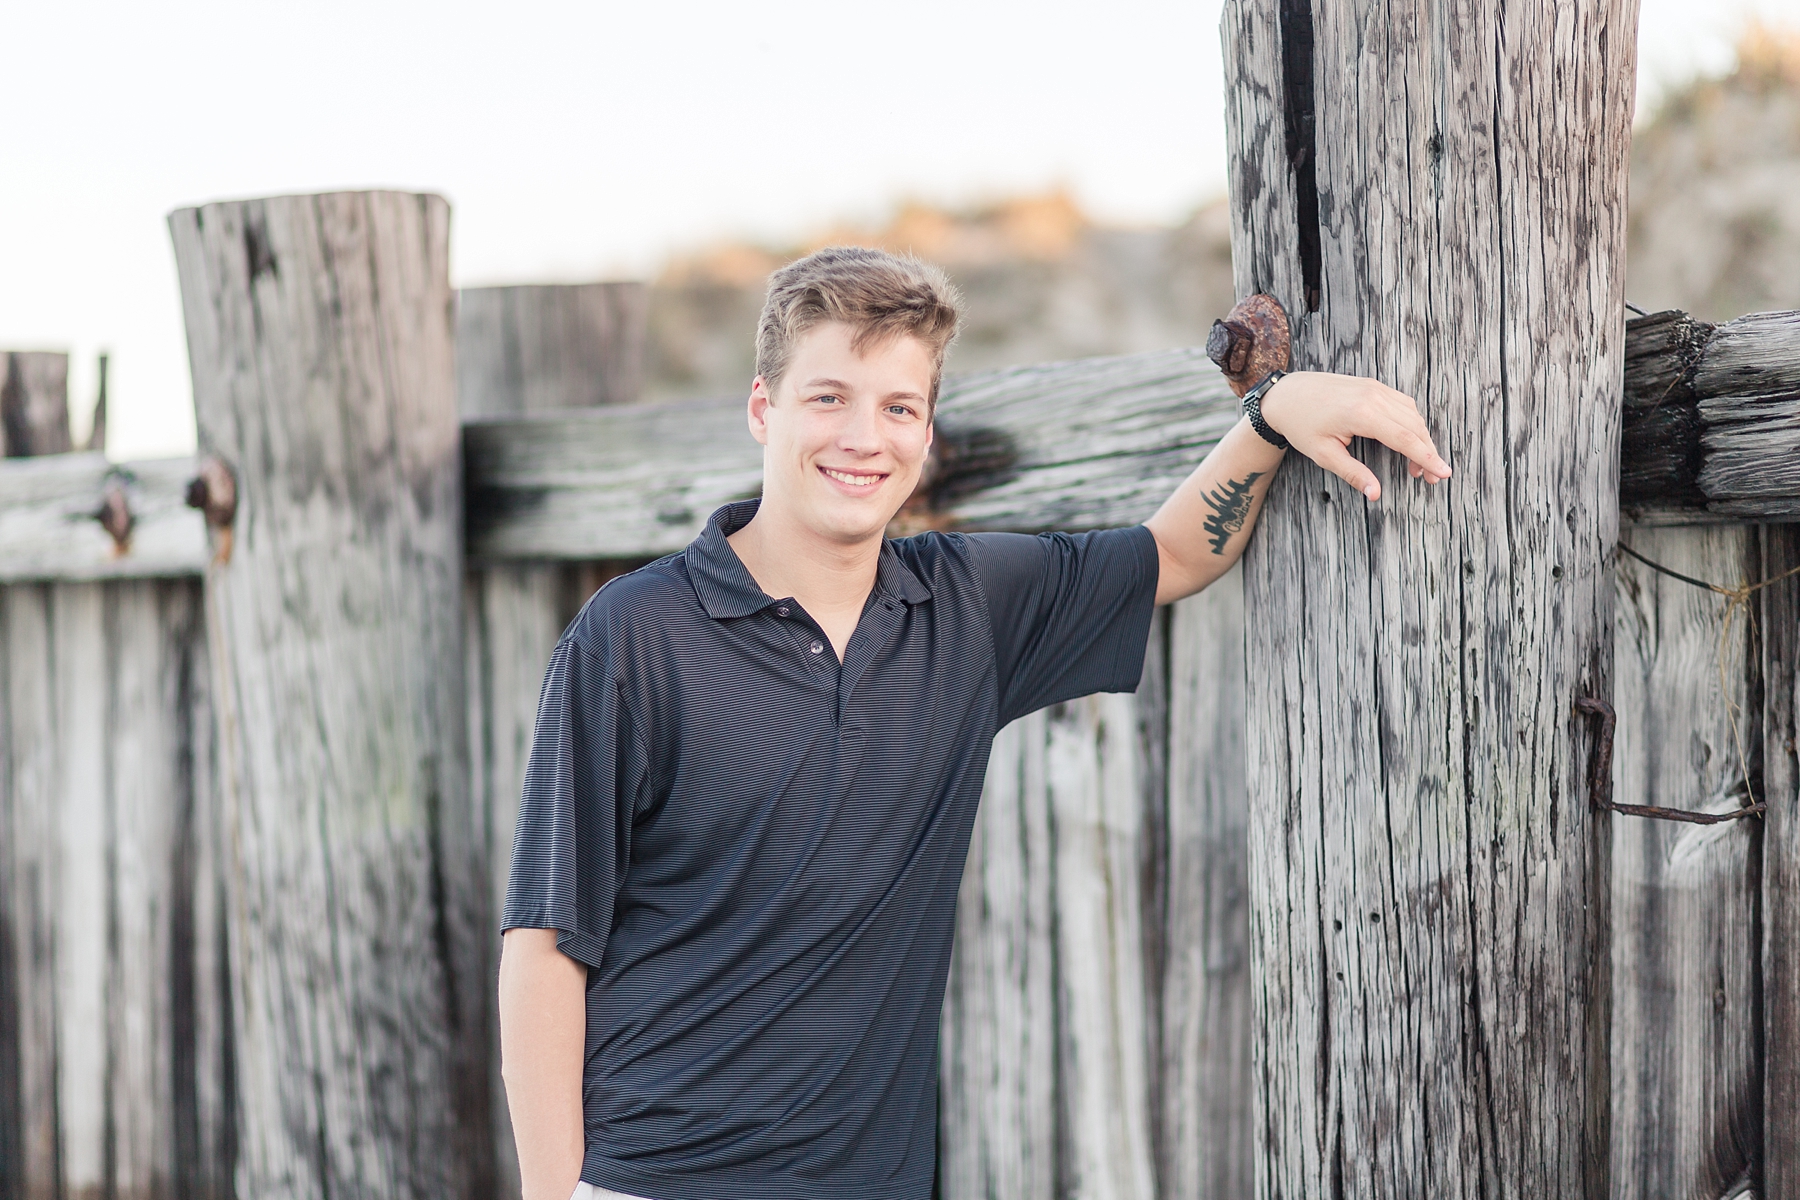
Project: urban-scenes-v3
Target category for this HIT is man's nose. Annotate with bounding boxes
[837,401,881,452]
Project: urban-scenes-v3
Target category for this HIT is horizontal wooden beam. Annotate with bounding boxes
[0,453,206,583]
[463,347,1241,560]
[4,309,1798,579]
[1622,308,1800,524]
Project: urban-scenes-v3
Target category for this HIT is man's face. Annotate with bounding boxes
[748,321,935,546]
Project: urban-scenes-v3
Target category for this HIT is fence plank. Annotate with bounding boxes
[0,585,64,1198]
[1048,690,1160,1200]
[170,190,492,1198]
[1761,526,1800,1200]
[1610,528,1761,1196]
[0,578,226,1199]
[52,583,110,1195]
[1159,568,1252,1198]
[941,710,1058,1200]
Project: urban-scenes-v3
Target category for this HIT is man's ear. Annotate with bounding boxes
[747,376,773,447]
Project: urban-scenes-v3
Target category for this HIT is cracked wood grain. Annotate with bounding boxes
[1224,0,1635,1194]
[1610,528,1761,1197]
[1759,526,1800,1200]
[170,190,494,1199]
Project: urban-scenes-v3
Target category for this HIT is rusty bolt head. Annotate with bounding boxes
[1207,294,1294,397]
[184,456,238,565]
[94,478,134,556]
[184,457,237,530]
[1206,319,1255,375]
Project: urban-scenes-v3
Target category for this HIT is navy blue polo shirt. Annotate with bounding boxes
[502,498,1158,1200]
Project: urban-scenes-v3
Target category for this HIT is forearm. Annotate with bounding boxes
[499,928,590,1200]
[1145,416,1285,604]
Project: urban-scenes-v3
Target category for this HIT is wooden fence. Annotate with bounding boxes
[2,187,1799,1199]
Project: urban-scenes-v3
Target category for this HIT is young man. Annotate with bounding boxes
[499,247,1449,1200]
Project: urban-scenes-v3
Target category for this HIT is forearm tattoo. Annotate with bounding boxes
[1201,472,1264,554]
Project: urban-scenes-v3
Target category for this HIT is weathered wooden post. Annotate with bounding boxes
[458,280,646,1195]
[169,191,493,1197]
[1,351,73,457]
[457,282,647,418]
[1222,1,1635,1193]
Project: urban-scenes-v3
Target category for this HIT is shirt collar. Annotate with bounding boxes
[687,499,933,620]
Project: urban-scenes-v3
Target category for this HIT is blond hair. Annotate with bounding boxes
[754,247,963,405]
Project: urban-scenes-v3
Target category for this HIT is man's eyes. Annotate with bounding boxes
[807,394,917,418]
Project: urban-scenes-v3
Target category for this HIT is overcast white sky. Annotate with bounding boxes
[0,0,1789,460]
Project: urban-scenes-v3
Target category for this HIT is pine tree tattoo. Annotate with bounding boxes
[1201,472,1264,554]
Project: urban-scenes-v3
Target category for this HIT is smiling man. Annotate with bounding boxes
[498,247,1449,1200]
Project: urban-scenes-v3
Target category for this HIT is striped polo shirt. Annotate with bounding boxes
[502,498,1158,1200]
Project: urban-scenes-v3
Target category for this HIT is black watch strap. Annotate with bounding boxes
[1241,370,1290,450]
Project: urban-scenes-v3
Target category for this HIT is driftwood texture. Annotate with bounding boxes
[1610,528,1761,1196]
[1,352,72,458]
[1761,528,1800,1200]
[169,191,494,1198]
[1223,0,1632,1194]
[0,580,233,1200]
[1623,308,1800,522]
[940,576,1252,1200]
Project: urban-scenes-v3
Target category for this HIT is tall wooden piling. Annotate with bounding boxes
[169,191,493,1198]
[1222,0,1635,1193]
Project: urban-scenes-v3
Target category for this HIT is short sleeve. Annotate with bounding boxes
[965,525,1160,726]
[500,636,647,969]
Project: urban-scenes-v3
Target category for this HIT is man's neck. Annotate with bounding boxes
[727,503,883,653]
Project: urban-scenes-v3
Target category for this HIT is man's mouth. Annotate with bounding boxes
[820,467,886,490]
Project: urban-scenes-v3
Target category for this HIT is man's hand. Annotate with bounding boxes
[1260,370,1451,500]
[1146,369,1451,604]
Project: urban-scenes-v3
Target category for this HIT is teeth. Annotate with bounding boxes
[823,468,881,488]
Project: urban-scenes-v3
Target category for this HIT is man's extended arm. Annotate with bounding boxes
[1145,371,1450,605]
[499,928,589,1200]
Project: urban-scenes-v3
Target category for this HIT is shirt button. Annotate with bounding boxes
[810,640,825,655]
[776,606,790,617]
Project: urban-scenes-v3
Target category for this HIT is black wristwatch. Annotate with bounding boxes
[1240,370,1290,450]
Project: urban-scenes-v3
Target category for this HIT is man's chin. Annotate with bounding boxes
[808,499,905,545]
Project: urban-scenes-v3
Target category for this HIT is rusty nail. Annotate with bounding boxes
[93,478,134,556]
[1573,696,1616,812]
[1574,695,1763,823]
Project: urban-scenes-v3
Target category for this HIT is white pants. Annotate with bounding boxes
[571,1182,658,1200]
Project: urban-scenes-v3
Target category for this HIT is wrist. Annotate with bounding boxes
[1241,371,1289,449]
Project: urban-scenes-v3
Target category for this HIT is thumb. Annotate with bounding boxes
[1309,440,1382,502]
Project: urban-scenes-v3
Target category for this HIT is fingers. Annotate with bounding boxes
[1309,439,1383,502]
[1367,411,1452,482]
[1353,384,1452,480]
